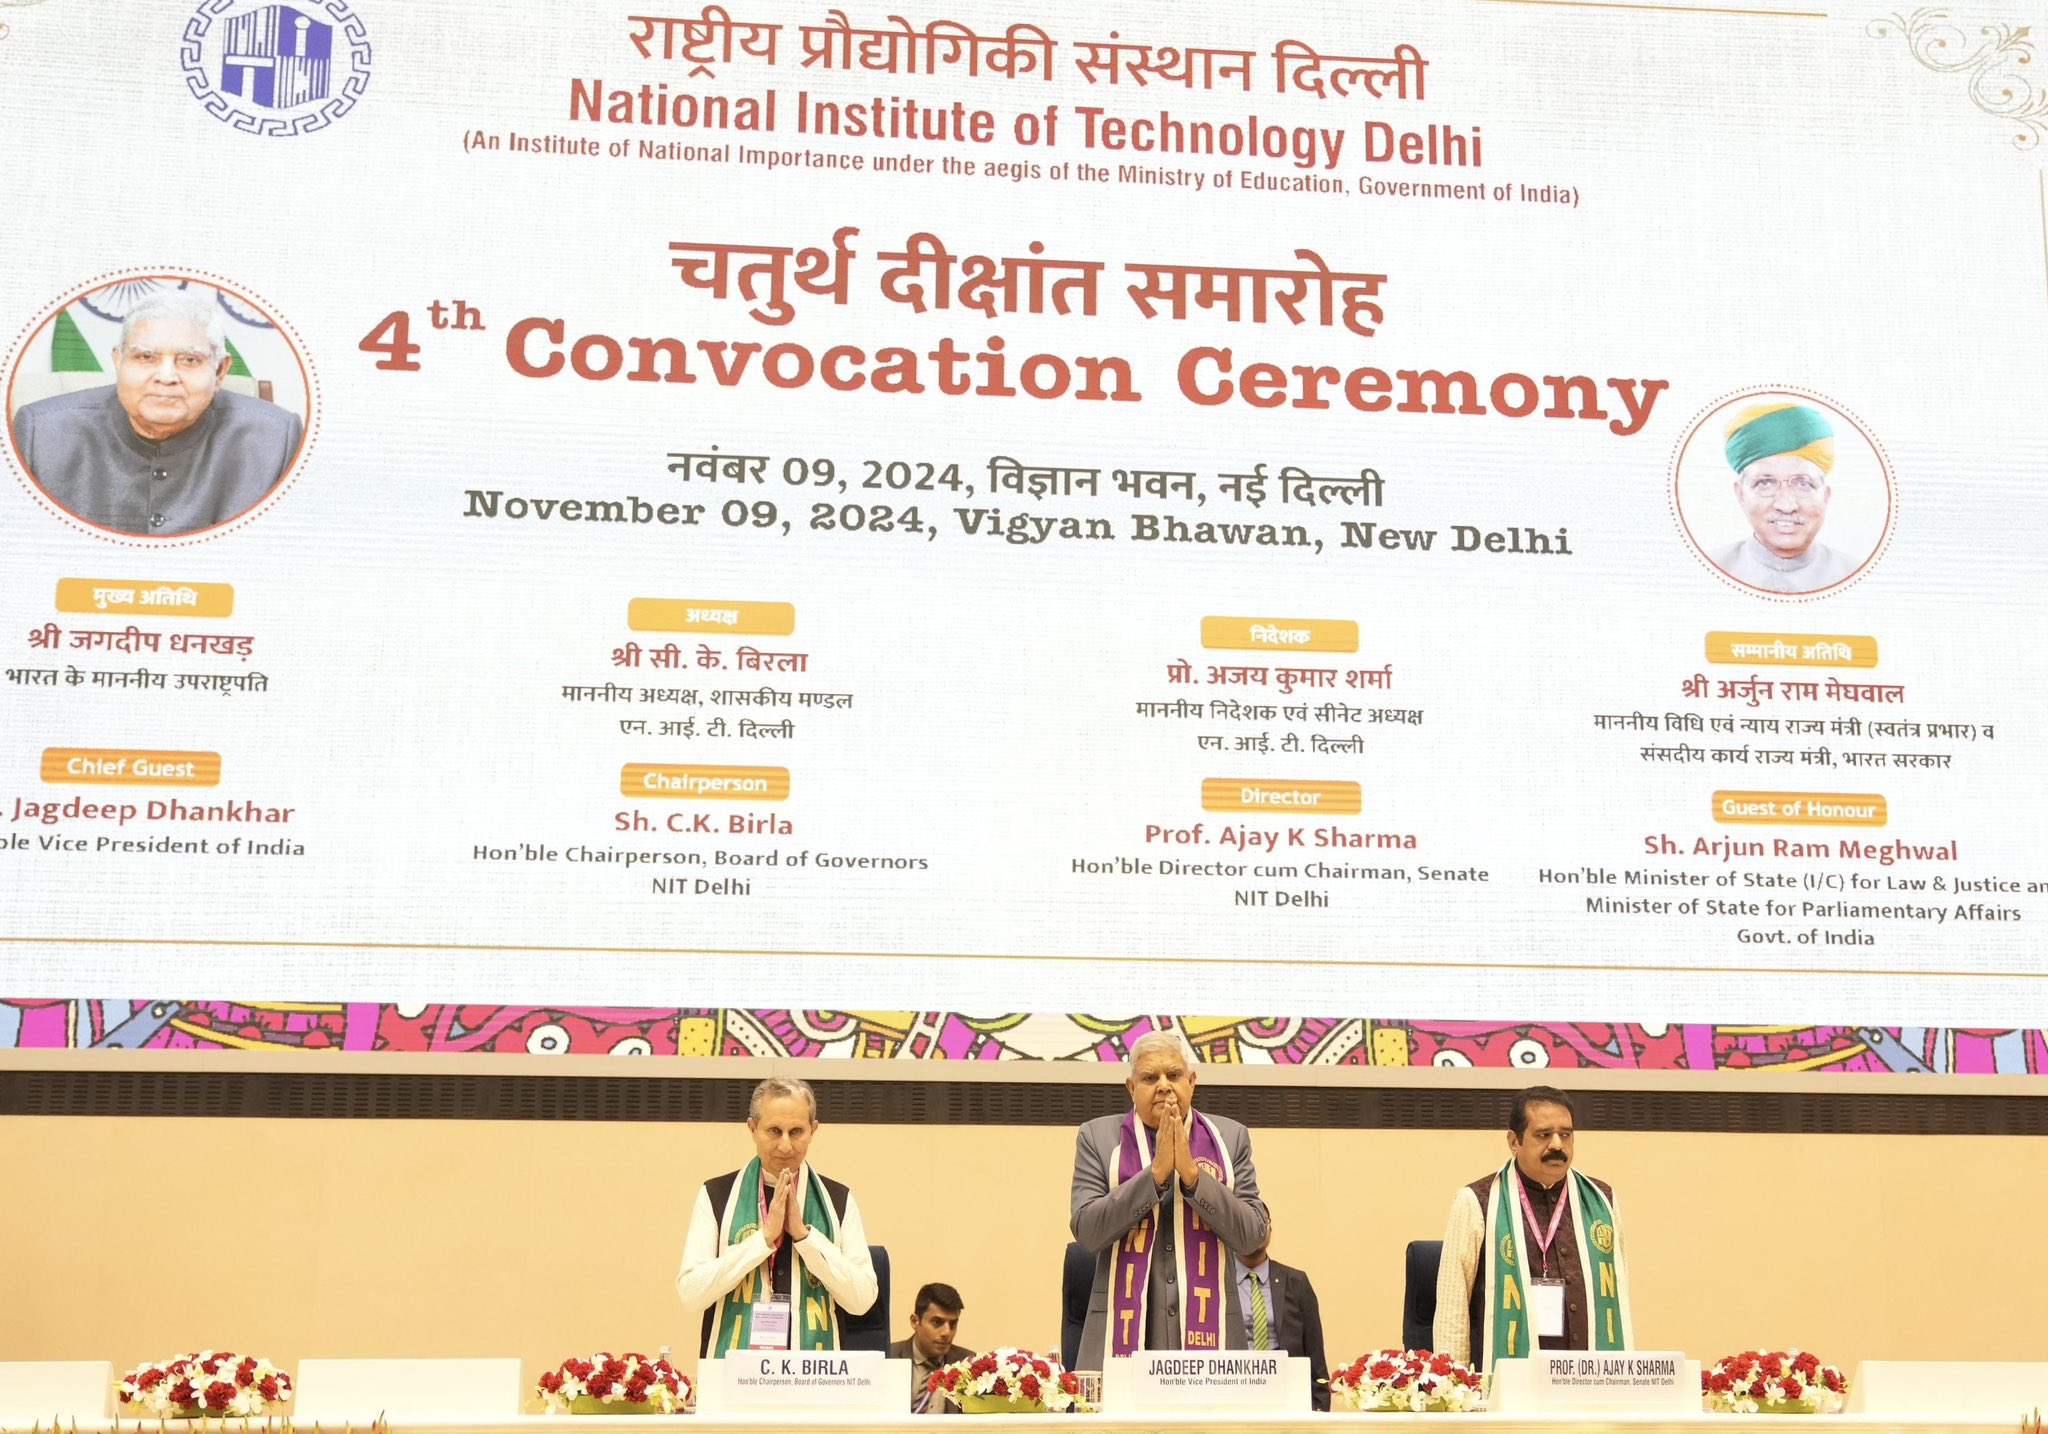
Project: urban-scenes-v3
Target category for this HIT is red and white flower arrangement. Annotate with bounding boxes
[1702,1350,1847,1414]
[926,1348,1089,1414]
[1329,1349,1484,1413]
[115,1353,292,1418]
[536,1352,689,1415]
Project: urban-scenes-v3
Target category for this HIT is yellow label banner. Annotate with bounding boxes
[1200,616,1359,653]
[40,749,222,786]
[1704,632,1879,667]
[628,600,796,635]
[621,764,790,800]
[54,579,235,618]
[1712,791,1887,826]
[1202,779,1363,814]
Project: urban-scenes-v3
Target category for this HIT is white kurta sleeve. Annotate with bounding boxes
[1432,1186,1485,1364]
[676,1183,774,1314]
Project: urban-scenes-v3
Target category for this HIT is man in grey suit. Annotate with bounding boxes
[12,290,301,535]
[1236,1215,1330,1410]
[1068,1030,1270,1370]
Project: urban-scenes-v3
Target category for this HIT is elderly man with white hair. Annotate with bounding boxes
[11,288,302,534]
[1068,1029,1270,1370]
[676,1075,878,1357]
[1709,401,1859,593]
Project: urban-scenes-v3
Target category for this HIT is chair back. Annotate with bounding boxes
[1059,1241,1094,1370]
[1402,1239,1444,1352]
[837,1243,893,1352]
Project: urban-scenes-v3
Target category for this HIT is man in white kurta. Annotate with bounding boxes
[675,1076,877,1356]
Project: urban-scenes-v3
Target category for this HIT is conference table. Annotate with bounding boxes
[37,1415,2041,1433]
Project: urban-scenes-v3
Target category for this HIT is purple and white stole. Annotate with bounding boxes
[1108,1110,1233,1356]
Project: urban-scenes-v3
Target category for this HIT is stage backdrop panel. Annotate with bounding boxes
[3,0,2048,1035]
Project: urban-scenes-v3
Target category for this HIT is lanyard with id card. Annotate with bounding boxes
[748,1298,793,1350]
[1518,1178,1570,1341]
[750,1180,796,1350]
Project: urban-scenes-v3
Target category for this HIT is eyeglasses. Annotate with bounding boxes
[121,348,218,372]
[1742,475,1824,498]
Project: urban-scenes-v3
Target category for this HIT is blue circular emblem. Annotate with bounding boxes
[180,0,372,136]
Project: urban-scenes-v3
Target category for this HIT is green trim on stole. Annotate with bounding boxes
[713,1159,841,1353]
[1484,1162,1625,1366]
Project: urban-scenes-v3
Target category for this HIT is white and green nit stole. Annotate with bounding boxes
[713,1158,841,1352]
[1483,1160,1626,1365]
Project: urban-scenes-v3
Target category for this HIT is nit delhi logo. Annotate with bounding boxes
[180,0,371,136]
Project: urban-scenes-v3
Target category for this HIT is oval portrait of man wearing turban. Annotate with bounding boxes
[1670,390,1893,598]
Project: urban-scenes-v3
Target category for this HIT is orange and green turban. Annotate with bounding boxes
[1724,403,1835,476]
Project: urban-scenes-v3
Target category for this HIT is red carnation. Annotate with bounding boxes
[205,1384,233,1410]
[586,1374,615,1398]
[258,1375,280,1402]
[1059,1372,1080,1396]
[539,1372,563,1394]
[603,1358,627,1378]
[624,1379,650,1403]
[924,1372,943,1394]
[990,1378,1008,1397]
[1747,1379,1767,1400]
[1020,1375,1041,1402]
[1031,1360,1051,1380]
[1779,1377,1803,1400]
[200,1358,223,1377]
[137,1368,166,1391]
[169,1380,197,1408]
[1369,1360,1398,1381]
[1823,1370,1845,1392]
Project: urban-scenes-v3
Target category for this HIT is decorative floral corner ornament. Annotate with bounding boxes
[1869,10,2048,149]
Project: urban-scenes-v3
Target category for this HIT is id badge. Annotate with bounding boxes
[750,1299,793,1350]
[1530,1279,1566,1340]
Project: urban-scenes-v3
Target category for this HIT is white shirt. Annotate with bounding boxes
[675,1166,878,1354]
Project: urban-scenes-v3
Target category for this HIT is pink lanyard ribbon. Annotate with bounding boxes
[1517,1177,1568,1276]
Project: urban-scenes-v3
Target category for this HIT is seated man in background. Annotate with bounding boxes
[676,1076,878,1355]
[11,290,302,535]
[1433,1085,1633,1370]
[891,1281,975,1412]
[1069,1029,1269,1369]
[1237,1214,1329,1410]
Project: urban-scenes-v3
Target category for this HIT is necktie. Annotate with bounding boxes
[1249,1269,1271,1351]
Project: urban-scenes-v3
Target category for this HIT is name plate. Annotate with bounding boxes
[1490,1351,1697,1415]
[1847,1360,2048,1418]
[696,1353,905,1415]
[1105,1353,1308,1413]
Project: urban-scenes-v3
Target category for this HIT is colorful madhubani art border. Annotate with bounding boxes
[2,1000,2044,1073]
